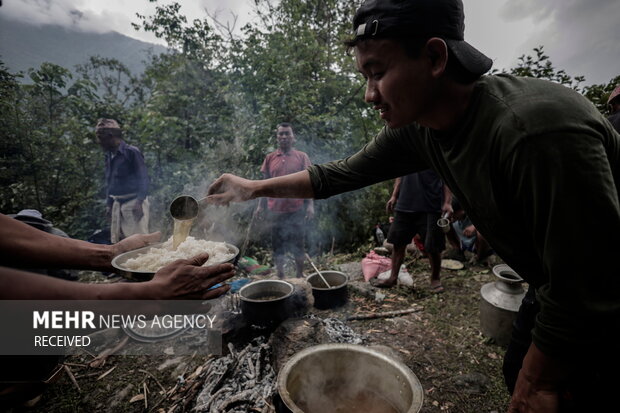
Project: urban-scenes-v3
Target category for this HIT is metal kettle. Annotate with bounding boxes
[479,264,527,347]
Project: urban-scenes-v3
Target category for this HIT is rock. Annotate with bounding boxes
[336,261,364,281]
[284,278,314,316]
[348,280,376,300]
[450,372,491,394]
[269,317,331,373]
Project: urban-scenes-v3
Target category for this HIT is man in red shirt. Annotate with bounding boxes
[255,123,314,278]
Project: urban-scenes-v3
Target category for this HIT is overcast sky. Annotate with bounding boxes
[2,0,619,85]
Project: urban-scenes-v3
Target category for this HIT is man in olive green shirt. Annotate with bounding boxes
[207,1,620,411]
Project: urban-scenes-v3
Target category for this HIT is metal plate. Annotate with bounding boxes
[440,259,464,270]
[111,242,239,281]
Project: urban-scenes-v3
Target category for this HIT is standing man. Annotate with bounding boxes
[207,1,620,411]
[377,171,451,291]
[95,119,150,243]
[255,123,314,278]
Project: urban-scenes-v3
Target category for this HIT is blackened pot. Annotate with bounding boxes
[238,279,294,327]
[306,271,348,310]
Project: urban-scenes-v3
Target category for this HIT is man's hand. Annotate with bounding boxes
[305,205,315,220]
[441,202,453,218]
[111,232,161,258]
[133,201,144,221]
[463,225,476,238]
[386,196,398,213]
[148,254,235,300]
[507,343,564,413]
[207,174,257,206]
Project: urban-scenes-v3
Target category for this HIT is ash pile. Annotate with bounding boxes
[194,337,275,413]
[193,278,365,412]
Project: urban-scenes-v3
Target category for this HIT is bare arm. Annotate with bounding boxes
[0,256,235,300]
[206,170,315,206]
[386,177,402,213]
[0,214,160,271]
[442,184,453,216]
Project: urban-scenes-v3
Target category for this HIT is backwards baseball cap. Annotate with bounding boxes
[95,118,121,131]
[352,0,492,77]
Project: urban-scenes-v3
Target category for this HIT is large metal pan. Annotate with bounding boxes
[111,242,239,281]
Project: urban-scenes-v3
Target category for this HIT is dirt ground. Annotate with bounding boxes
[21,251,513,413]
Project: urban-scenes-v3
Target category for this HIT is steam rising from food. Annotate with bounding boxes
[123,236,235,272]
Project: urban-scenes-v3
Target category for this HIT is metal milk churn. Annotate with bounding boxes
[479,264,527,347]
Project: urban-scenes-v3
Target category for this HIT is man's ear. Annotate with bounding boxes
[425,38,448,78]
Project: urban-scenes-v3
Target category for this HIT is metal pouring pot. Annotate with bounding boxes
[479,264,527,347]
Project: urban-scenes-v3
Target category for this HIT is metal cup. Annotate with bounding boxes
[169,195,202,220]
[437,212,450,233]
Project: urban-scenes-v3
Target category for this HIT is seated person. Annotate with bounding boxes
[445,198,492,262]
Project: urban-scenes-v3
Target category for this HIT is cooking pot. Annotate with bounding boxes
[276,343,423,413]
[238,279,294,327]
[306,271,348,309]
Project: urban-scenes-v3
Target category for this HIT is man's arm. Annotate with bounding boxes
[133,148,149,203]
[0,214,156,271]
[441,184,453,216]
[386,177,402,213]
[0,256,235,300]
[130,148,149,220]
[207,125,428,205]
[255,170,270,214]
[507,133,620,409]
[207,170,315,206]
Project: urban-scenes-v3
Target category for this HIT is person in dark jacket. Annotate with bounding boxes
[96,118,150,243]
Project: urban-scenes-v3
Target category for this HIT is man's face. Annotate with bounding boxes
[356,39,436,128]
[96,130,117,151]
[276,126,295,151]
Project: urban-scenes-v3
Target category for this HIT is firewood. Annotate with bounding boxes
[96,365,116,381]
[346,307,423,321]
[63,365,81,392]
[89,336,129,368]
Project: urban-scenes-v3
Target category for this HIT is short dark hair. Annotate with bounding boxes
[276,122,294,133]
[345,36,479,84]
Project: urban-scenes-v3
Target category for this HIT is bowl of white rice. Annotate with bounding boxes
[112,236,239,281]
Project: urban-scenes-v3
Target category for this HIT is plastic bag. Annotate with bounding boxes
[361,250,392,282]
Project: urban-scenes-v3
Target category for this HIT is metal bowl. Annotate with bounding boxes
[277,343,424,413]
[111,242,239,281]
